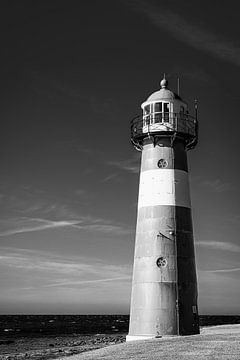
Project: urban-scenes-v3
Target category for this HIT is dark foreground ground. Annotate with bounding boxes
[0,333,126,360]
[1,315,240,360]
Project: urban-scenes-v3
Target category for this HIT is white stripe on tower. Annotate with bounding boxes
[138,169,191,209]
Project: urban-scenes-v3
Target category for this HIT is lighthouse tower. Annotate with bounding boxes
[127,78,199,341]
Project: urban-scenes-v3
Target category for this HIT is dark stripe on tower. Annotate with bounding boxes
[141,138,188,172]
[175,206,199,335]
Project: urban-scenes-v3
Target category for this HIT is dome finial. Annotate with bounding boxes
[160,74,168,89]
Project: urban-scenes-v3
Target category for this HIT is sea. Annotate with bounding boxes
[1,315,240,337]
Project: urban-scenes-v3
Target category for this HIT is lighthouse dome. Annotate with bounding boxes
[147,88,182,101]
[146,79,182,102]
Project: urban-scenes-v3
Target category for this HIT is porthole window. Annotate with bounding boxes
[156,257,167,268]
[157,159,168,168]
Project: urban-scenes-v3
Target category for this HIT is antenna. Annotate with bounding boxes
[194,99,198,120]
[177,78,180,96]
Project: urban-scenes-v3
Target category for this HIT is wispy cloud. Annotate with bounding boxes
[43,276,131,288]
[78,223,132,236]
[0,248,130,275]
[107,155,140,174]
[0,183,132,237]
[101,173,118,183]
[201,268,240,274]
[0,247,132,290]
[0,216,132,237]
[0,218,82,237]
[126,0,240,67]
[196,240,240,253]
[0,183,78,219]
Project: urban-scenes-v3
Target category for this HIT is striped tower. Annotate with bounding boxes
[127,78,199,341]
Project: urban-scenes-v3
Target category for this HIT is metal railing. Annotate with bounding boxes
[130,112,198,149]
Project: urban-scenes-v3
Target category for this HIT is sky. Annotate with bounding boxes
[1,0,240,315]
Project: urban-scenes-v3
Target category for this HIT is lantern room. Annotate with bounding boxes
[141,78,187,127]
[131,78,198,150]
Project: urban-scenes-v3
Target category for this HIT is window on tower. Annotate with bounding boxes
[143,105,151,125]
[163,103,169,122]
[154,102,162,113]
[143,101,171,126]
[154,102,162,123]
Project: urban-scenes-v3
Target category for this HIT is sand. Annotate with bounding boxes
[57,325,240,360]
[1,325,240,360]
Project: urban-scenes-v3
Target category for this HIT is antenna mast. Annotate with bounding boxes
[177,77,180,96]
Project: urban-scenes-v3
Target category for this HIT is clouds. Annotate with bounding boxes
[198,269,240,314]
[0,247,131,280]
[202,268,240,274]
[196,239,240,313]
[0,216,132,237]
[0,181,132,238]
[126,0,240,67]
[81,223,132,236]
[196,240,240,253]
[2,0,240,315]
[101,173,118,183]
[196,240,240,276]
[0,170,134,312]
[106,155,140,174]
[0,217,81,237]
[0,247,131,293]
[0,247,132,313]
[44,276,131,288]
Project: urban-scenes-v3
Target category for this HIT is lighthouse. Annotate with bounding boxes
[127,77,199,341]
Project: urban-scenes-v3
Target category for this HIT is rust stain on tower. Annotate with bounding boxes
[127,77,199,341]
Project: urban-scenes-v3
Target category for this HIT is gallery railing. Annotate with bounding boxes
[130,112,198,150]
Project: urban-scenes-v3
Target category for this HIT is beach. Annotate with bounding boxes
[0,333,125,360]
[58,324,240,360]
[1,316,240,360]
[2,325,240,360]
